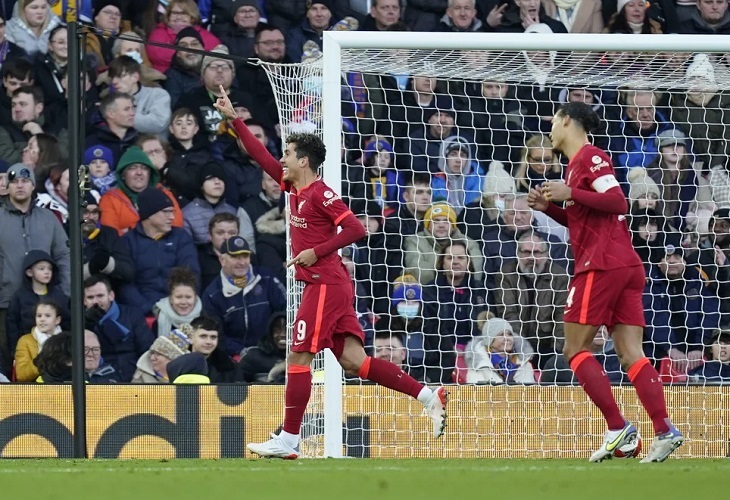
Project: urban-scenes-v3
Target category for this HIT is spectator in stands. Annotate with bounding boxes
[672,54,730,169]
[494,230,569,369]
[542,326,625,384]
[222,118,272,205]
[84,144,116,195]
[119,187,200,313]
[5,0,62,57]
[432,138,484,213]
[22,134,62,191]
[679,0,730,33]
[486,0,567,32]
[0,86,65,164]
[406,108,476,173]
[83,275,155,382]
[147,0,222,74]
[188,315,238,382]
[85,93,138,165]
[32,24,67,109]
[362,0,401,31]
[459,160,515,241]
[183,162,237,245]
[81,190,136,288]
[202,236,286,356]
[0,164,70,374]
[422,239,488,383]
[198,213,240,289]
[1,58,34,126]
[555,85,612,149]
[163,28,205,108]
[167,352,211,383]
[35,163,69,226]
[106,32,166,89]
[84,330,120,383]
[340,244,377,350]
[132,328,189,383]
[627,167,663,216]
[215,0,260,58]
[629,209,678,268]
[373,330,426,381]
[464,315,536,384]
[33,330,71,383]
[137,134,170,173]
[403,202,484,284]
[350,200,392,314]
[345,136,401,209]
[99,146,184,235]
[542,0,603,32]
[286,1,334,62]
[239,171,282,254]
[6,249,69,355]
[435,0,486,32]
[239,310,287,383]
[0,14,28,74]
[165,109,214,204]
[609,89,671,183]
[458,79,525,166]
[514,135,562,193]
[85,0,124,69]
[604,0,662,33]
[697,209,730,315]
[690,328,730,382]
[643,245,720,367]
[108,56,171,135]
[14,298,63,382]
[252,202,287,281]
[153,267,202,337]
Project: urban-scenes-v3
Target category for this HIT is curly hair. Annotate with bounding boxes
[168,266,198,294]
[286,133,327,172]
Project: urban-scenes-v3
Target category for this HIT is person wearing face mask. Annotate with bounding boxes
[94,32,166,91]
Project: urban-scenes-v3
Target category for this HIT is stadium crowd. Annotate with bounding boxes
[0,0,729,385]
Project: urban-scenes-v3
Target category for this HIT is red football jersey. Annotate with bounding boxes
[565,144,643,274]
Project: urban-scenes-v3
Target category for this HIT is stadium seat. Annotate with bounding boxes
[658,357,688,383]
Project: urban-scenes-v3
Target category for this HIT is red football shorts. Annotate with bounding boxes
[564,265,646,330]
[291,282,365,355]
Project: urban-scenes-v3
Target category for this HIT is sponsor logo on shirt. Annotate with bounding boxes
[322,192,341,207]
[590,155,610,173]
[290,214,307,228]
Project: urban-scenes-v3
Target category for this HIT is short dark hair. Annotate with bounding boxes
[168,266,198,294]
[170,107,198,125]
[2,58,33,81]
[556,102,600,133]
[208,212,239,235]
[12,85,44,105]
[83,274,113,292]
[108,55,142,79]
[436,239,473,273]
[34,331,72,376]
[407,172,431,188]
[254,23,284,43]
[286,133,326,172]
[99,92,134,119]
[243,118,267,132]
[374,330,405,346]
[191,314,220,332]
[34,297,62,317]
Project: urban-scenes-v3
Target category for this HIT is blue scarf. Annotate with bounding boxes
[98,301,131,342]
[490,352,520,382]
[91,173,117,195]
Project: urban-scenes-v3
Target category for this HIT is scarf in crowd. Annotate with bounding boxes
[490,351,520,381]
[553,0,582,31]
[32,325,63,352]
[154,296,202,337]
[221,268,255,297]
[98,301,130,342]
[91,172,117,195]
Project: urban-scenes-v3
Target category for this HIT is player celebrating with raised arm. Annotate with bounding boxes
[214,87,448,459]
[527,102,683,463]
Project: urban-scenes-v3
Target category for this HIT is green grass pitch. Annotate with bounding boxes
[0,458,727,499]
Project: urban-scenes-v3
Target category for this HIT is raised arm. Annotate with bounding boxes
[214,86,283,183]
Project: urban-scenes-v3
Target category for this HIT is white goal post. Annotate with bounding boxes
[259,31,730,459]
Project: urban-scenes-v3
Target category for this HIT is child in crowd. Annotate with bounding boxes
[14,299,64,382]
[84,144,116,195]
[6,250,69,357]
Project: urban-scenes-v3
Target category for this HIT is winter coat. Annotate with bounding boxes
[6,281,69,355]
[132,353,168,383]
[264,0,307,32]
[182,197,237,245]
[689,361,730,382]
[0,40,27,75]
[670,91,730,168]
[644,157,704,232]
[239,192,279,252]
[197,243,222,291]
[88,302,156,383]
[14,333,41,382]
[489,4,568,33]
[542,0,603,33]
[174,86,257,143]
[86,360,120,383]
[353,231,392,315]
[205,348,239,383]
[679,10,730,34]
[383,205,423,256]
[202,267,287,356]
[82,224,136,287]
[403,0,447,32]
[165,136,214,203]
[493,260,569,358]
[163,65,204,109]
[132,85,172,135]
[608,110,673,184]
[147,23,221,74]
[239,310,287,383]
[4,6,62,56]
[403,229,484,285]
[285,19,333,63]
[100,185,184,236]
[464,335,536,384]
[0,201,70,308]
[84,123,139,167]
[254,207,287,281]
[222,151,264,206]
[216,23,256,61]
[431,137,485,211]
[33,52,66,108]
[167,352,210,383]
[118,224,201,314]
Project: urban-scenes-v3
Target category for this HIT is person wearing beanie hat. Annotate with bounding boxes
[422,203,458,233]
[182,162,237,245]
[146,1,223,74]
[132,328,191,383]
[211,0,261,59]
[84,145,116,195]
[391,274,422,317]
[99,146,184,235]
[168,352,211,384]
[200,47,235,77]
[463,314,535,384]
[174,26,204,46]
[6,163,36,187]
[348,136,400,209]
[286,1,335,62]
[627,167,662,208]
[605,0,662,35]
[137,187,175,221]
[656,129,687,149]
[482,161,516,202]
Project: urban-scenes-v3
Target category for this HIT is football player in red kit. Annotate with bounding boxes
[214,87,447,459]
[528,102,683,463]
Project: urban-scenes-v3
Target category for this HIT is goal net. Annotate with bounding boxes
[261,32,730,459]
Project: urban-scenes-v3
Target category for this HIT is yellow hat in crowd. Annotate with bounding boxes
[423,203,457,232]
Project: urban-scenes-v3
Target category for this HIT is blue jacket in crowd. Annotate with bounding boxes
[690,361,730,383]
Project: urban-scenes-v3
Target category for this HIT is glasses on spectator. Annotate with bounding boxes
[85,347,101,355]
[207,63,232,72]
[8,167,32,182]
[528,155,553,165]
[257,40,285,47]
[144,148,165,157]
[169,10,190,19]
[84,208,101,217]
[517,249,548,257]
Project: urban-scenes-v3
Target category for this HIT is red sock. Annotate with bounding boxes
[628,357,671,435]
[358,357,423,399]
[282,364,312,435]
[570,351,626,430]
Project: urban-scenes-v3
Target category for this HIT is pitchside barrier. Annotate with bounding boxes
[0,385,727,459]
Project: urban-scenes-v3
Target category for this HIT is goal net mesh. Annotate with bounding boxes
[260,45,730,459]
